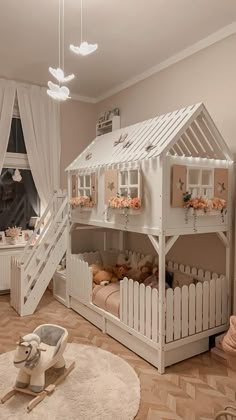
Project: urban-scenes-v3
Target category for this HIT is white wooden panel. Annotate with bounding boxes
[212,273,218,280]
[139,283,145,335]
[151,289,158,342]
[197,269,204,280]
[120,280,124,322]
[128,279,134,328]
[181,285,189,338]
[221,277,227,324]
[205,271,211,281]
[209,279,216,328]
[196,282,203,333]
[167,261,173,271]
[166,288,174,343]
[179,264,185,272]
[174,262,179,270]
[133,281,139,331]
[191,267,198,277]
[174,287,181,340]
[185,265,191,275]
[189,284,196,335]
[123,278,128,325]
[145,286,152,339]
[215,277,222,326]
[202,281,209,330]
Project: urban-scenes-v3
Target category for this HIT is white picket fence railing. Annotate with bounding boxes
[120,275,228,343]
[68,251,229,344]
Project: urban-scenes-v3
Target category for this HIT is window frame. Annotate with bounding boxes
[118,168,141,198]
[187,167,214,198]
[77,173,92,198]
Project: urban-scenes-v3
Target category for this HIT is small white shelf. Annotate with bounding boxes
[96,115,120,136]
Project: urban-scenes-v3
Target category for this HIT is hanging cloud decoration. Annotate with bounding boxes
[47,81,70,101]
[70,41,98,56]
[49,67,74,83]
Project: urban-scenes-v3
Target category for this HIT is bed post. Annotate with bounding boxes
[158,232,166,374]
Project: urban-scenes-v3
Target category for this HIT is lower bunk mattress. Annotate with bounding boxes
[92,283,120,317]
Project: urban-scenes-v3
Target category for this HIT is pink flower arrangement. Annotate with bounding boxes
[183,194,226,212]
[70,196,93,209]
[109,195,141,210]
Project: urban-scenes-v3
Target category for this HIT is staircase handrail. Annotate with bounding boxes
[19,192,56,263]
[23,196,68,279]
[25,212,68,296]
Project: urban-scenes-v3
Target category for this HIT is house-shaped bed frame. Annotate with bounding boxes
[66,102,234,373]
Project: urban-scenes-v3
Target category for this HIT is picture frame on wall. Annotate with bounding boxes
[0,232,6,245]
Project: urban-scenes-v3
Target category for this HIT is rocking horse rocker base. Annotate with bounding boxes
[1,361,75,412]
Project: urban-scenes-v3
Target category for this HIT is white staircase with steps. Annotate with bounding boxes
[11,190,68,316]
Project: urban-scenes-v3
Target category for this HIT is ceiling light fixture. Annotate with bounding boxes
[47,0,74,100]
[70,0,98,56]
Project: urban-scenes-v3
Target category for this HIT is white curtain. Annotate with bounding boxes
[0,79,16,173]
[17,84,60,212]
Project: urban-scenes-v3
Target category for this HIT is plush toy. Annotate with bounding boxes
[143,266,170,290]
[116,253,131,268]
[113,265,129,280]
[126,261,153,284]
[93,269,118,286]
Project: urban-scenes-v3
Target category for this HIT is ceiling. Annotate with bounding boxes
[0,0,236,100]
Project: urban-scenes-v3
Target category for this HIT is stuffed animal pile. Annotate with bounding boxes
[90,252,173,290]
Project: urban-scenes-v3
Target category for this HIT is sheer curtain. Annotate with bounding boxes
[0,79,16,173]
[17,84,60,212]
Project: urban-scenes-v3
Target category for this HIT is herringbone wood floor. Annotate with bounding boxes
[0,291,236,420]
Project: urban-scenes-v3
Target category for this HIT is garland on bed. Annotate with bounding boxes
[183,192,227,232]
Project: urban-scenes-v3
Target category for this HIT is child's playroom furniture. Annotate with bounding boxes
[66,102,233,373]
[0,244,25,293]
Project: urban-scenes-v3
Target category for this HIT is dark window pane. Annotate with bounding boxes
[7,118,26,153]
[0,169,40,230]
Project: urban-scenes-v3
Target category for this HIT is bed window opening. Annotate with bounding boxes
[119,169,140,199]
[187,168,213,198]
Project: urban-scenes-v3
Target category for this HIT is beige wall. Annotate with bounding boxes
[96,33,236,153]
[60,99,96,189]
[94,33,236,274]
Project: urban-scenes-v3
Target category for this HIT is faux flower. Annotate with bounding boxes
[183,192,226,212]
[109,195,141,210]
[70,196,93,209]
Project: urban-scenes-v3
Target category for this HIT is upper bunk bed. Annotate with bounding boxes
[66,102,233,236]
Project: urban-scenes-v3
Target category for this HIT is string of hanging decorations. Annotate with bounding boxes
[47,0,98,101]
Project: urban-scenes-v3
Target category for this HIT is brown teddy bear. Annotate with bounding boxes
[90,264,118,287]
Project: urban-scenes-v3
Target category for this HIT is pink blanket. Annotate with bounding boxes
[92,283,120,317]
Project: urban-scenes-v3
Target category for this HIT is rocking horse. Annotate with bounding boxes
[1,324,75,412]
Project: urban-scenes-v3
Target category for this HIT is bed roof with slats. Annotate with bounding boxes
[66,103,233,171]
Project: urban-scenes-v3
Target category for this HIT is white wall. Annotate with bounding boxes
[60,99,96,189]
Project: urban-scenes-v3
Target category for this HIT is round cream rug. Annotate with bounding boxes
[0,343,140,420]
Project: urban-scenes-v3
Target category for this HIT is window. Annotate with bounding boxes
[119,169,140,198]
[78,174,92,197]
[187,168,213,198]
[1,116,40,231]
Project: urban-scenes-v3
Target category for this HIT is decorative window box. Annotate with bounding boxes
[108,208,142,216]
[187,208,225,217]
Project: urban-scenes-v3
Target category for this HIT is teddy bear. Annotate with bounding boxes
[90,263,118,287]
[126,261,153,284]
[113,265,130,281]
[143,266,171,290]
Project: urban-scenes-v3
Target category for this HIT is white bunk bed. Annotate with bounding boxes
[66,103,234,373]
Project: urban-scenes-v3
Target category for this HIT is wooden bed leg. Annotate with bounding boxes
[1,388,16,404]
[158,232,166,374]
